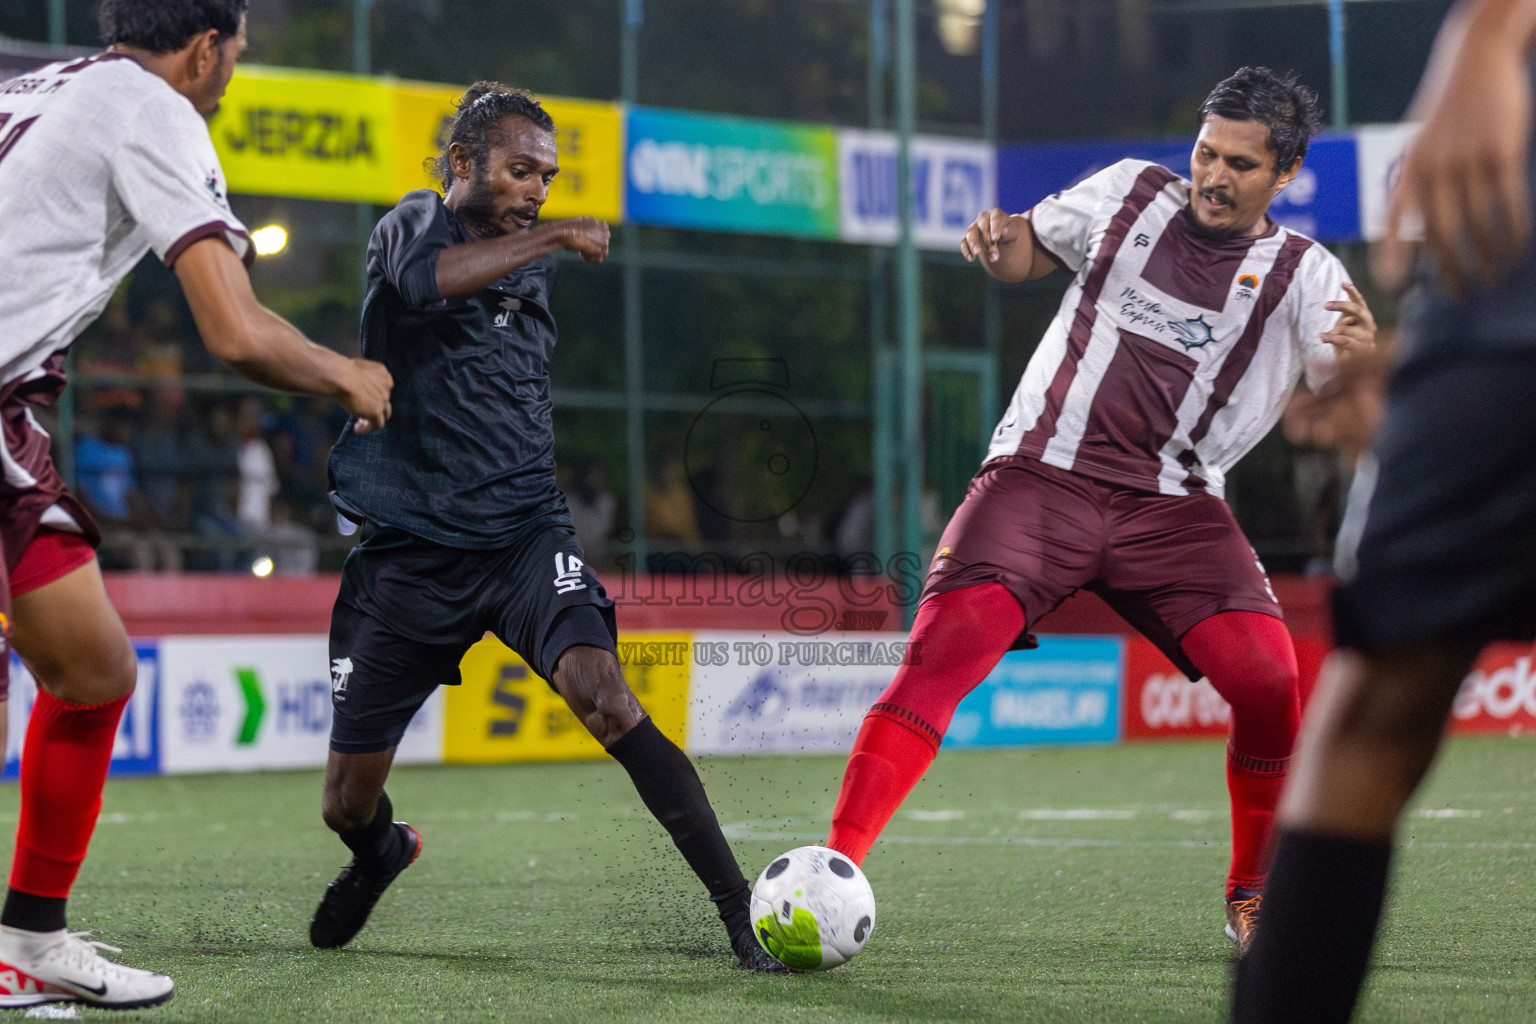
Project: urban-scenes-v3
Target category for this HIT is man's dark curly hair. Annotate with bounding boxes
[432,81,556,192]
[98,0,247,54]
[1199,67,1323,175]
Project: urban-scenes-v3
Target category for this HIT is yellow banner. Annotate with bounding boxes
[209,65,622,217]
[444,632,690,763]
[211,65,398,204]
[392,87,624,221]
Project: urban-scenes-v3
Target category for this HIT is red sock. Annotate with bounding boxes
[10,691,129,898]
[827,583,1023,864]
[1225,748,1288,896]
[1180,611,1299,897]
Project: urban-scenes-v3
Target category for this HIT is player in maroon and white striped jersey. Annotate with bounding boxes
[825,67,1377,955]
[0,0,390,1008]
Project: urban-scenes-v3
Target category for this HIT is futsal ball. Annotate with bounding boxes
[750,845,876,971]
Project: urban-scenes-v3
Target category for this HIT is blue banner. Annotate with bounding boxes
[946,636,1123,748]
[5,641,160,779]
[997,133,1360,242]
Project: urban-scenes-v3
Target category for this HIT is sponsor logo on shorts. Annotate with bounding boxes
[553,552,587,595]
[330,657,354,701]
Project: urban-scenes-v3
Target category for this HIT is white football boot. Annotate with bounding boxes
[0,925,174,1009]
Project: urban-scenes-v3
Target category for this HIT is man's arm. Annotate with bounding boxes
[173,237,393,434]
[959,210,1061,283]
[1376,0,1536,294]
[434,218,610,300]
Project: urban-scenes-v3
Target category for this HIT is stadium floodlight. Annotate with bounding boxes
[936,0,985,55]
[250,555,275,578]
[251,224,289,256]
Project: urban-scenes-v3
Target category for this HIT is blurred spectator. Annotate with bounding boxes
[133,390,191,532]
[566,458,618,566]
[833,478,875,559]
[74,410,178,570]
[258,499,320,576]
[645,454,701,544]
[236,396,280,532]
[184,401,243,569]
[270,396,341,527]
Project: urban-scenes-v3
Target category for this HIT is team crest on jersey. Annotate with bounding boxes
[204,169,228,208]
[1167,314,1217,350]
[492,295,522,327]
[1235,273,1259,302]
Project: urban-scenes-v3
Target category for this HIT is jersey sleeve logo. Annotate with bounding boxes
[553,552,587,594]
[204,168,229,208]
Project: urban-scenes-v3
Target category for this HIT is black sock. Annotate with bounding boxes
[1232,827,1393,1024]
[337,790,400,866]
[607,718,750,934]
[0,890,66,933]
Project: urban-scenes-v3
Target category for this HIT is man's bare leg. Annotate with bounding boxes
[550,644,782,970]
[1232,642,1478,1024]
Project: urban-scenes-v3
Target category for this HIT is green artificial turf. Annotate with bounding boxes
[8,736,1534,1022]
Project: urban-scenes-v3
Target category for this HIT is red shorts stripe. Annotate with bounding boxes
[11,530,95,597]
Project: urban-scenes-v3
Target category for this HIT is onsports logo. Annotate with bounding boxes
[1453,656,1536,721]
[1139,673,1231,730]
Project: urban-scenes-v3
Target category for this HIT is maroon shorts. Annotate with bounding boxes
[922,455,1282,679]
[0,359,101,700]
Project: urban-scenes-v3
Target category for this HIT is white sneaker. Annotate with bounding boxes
[0,924,174,1009]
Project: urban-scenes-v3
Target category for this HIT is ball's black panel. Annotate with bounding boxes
[766,857,791,879]
[854,916,871,943]
[781,900,793,918]
[829,857,855,879]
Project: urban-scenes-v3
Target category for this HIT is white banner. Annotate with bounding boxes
[159,635,443,774]
[1355,123,1419,243]
[686,630,912,755]
[838,130,996,251]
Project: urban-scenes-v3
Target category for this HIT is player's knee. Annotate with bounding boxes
[586,680,642,748]
[33,635,137,703]
[321,786,376,834]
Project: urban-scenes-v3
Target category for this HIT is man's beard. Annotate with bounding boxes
[1183,200,1245,241]
[455,166,504,237]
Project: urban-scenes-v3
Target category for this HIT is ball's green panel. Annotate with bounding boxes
[754,907,822,970]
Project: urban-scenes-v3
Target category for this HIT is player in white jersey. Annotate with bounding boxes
[824,67,1376,954]
[0,0,391,1009]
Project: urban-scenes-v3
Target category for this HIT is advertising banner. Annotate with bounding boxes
[837,130,996,250]
[159,635,443,774]
[1355,123,1418,242]
[211,65,399,204]
[997,134,1361,242]
[625,107,839,238]
[686,631,912,755]
[947,636,1123,748]
[4,643,160,779]
[442,632,691,763]
[391,85,624,221]
[211,66,623,215]
[1448,643,1536,735]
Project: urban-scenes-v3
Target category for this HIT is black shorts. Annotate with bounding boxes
[328,519,617,754]
[1333,353,1536,651]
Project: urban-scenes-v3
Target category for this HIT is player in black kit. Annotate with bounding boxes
[310,81,781,972]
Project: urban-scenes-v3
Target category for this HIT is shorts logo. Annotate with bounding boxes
[330,657,354,700]
[553,552,587,594]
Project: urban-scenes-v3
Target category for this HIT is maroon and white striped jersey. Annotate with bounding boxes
[987,159,1349,499]
[0,53,251,389]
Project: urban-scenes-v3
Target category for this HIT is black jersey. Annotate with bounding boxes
[330,190,567,548]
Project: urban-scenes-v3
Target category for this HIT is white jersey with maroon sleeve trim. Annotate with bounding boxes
[0,53,251,388]
[987,158,1349,499]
